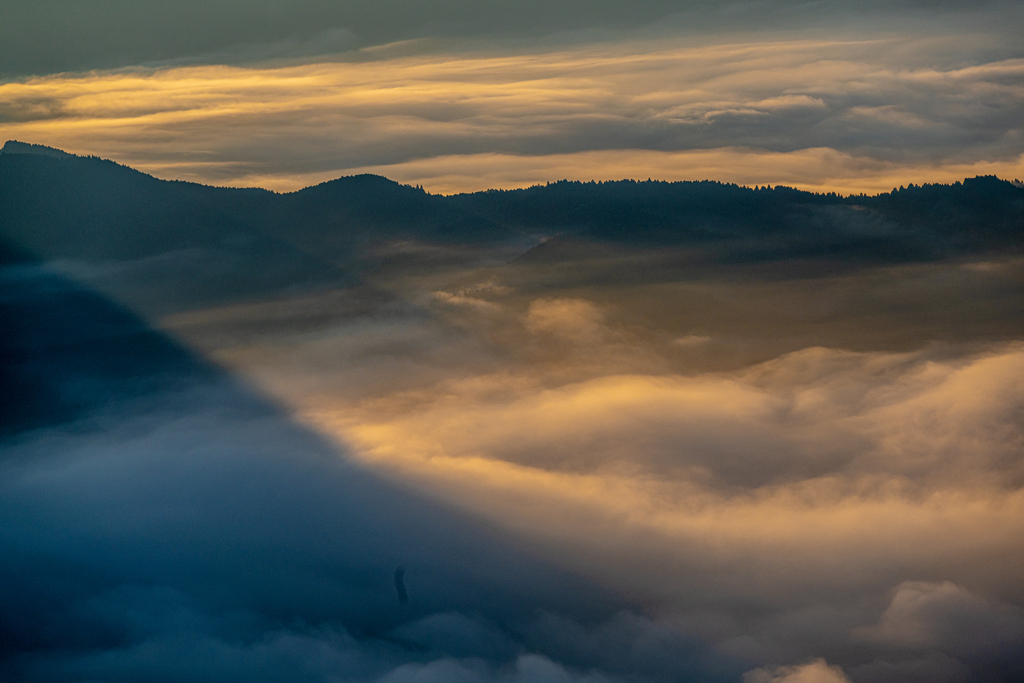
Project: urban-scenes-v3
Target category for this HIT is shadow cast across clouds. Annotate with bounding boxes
[0,261,738,682]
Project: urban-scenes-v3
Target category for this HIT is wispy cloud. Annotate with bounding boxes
[2,34,1021,192]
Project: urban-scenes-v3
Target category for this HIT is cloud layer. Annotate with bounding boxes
[5,181,1024,681]
[2,265,745,683]
[3,3,1023,680]
[3,0,1019,78]
[2,27,1022,193]
[147,247,1024,682]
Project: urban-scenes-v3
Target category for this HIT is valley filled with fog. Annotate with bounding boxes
[3,148,1022,682]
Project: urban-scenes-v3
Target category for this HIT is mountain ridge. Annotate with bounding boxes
[2,143,1022,313]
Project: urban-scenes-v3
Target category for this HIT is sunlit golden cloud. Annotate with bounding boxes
[148,239,1024,676]
[168,280,1024,616]
[2,35,1022,193]
[294,344,1024,599]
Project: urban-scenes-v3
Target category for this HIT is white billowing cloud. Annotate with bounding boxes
[0,360,717,682]
[378,654,617,683]
[325,342,1024,489]
[150,252,1024,682]
[858,581,1024,655]
[743,659,851,683]
[275,323,1024,636]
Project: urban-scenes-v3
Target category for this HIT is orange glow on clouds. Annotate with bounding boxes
[2,37,1022,193]
[287,342,1024,606]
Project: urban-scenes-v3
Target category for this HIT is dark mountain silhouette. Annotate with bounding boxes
[2,143,1021,311]
[455,177,1024,263]
[1,140,75,159]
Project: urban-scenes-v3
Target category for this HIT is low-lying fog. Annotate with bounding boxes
[139,243,1024,682]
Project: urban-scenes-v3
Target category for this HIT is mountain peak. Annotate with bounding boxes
[2,140,75,159]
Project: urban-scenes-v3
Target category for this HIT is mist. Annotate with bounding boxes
[2,263,744,683]
[2,145,1023,682]
[158,241,1024,682]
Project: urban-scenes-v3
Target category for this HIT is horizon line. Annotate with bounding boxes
[4,139,1023,199]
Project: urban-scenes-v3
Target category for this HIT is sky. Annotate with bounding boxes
[1,0,1023,192]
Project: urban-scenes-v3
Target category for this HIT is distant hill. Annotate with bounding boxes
[0,151,347,312]
[1,140,76,159]
[2,143,1022,311]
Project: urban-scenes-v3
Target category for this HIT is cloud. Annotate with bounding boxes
[1,29,1022,193]
[3,0,1019,79]
[164,254,1024,681]
[524,299,607,342]
[2,266,744,683]
[434,290,503,313]
[743,659,852,683]
[378,654,619,683]
[844,582,1024,682]
[8,164,1024,681]
[858,581,1024,655]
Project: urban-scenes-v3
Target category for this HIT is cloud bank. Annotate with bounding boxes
[2,2,1023,679]
[2,264,748,683]
[4,164,1023,681]
[147,245,1024,683]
